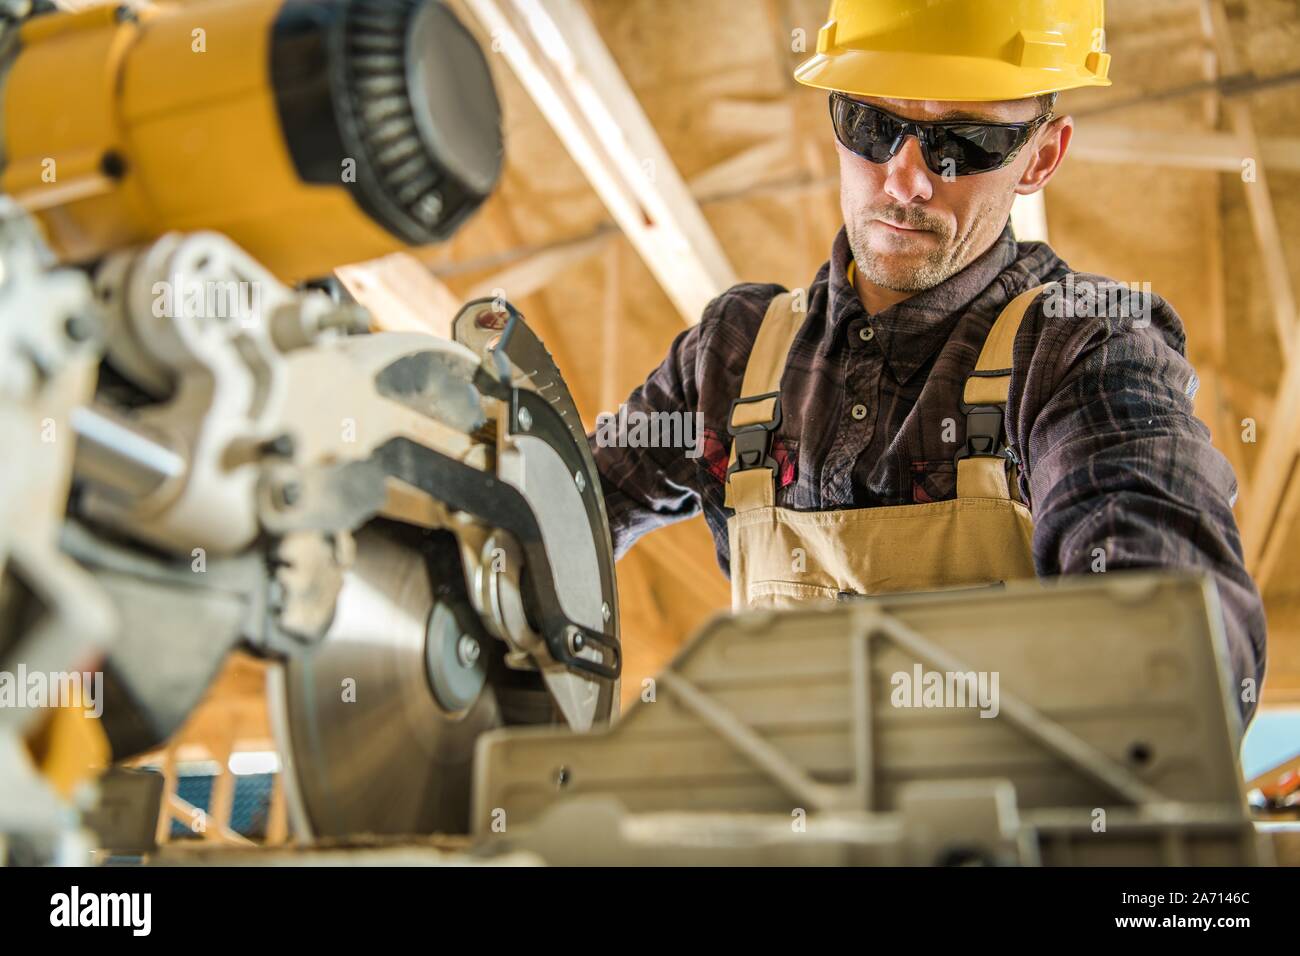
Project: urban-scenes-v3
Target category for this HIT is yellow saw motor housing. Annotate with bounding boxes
[1,0,502,281]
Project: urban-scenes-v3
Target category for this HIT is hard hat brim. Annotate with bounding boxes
[794,49,1111,103]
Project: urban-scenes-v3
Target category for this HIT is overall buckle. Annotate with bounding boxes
[954,401,1014,465]
[726,391,782,479]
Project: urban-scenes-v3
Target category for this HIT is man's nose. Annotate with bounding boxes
[882,136,935,206]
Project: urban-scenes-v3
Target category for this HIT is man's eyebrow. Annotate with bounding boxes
[930,108,1005,122]
[844,97,1011,124]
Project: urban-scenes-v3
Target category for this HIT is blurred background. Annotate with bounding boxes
[125,0,1300,842]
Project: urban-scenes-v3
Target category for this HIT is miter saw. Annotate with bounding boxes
[0,0,620,861]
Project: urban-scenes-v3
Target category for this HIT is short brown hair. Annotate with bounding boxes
[1036,92,1059,117]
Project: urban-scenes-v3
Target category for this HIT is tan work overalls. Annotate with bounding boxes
[724,284,1050,610]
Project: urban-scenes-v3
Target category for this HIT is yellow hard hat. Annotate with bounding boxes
[795,0,1112,102]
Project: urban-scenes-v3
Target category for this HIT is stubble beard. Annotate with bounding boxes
[845,202,991,294]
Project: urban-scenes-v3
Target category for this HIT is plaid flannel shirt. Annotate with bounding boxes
[589,224,1266,720]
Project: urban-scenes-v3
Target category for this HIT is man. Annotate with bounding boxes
[590,0,1265,719]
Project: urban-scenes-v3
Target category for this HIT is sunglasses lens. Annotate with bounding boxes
[924,124,1026,175]
[832,96,1036,176]
[831,97,902,165]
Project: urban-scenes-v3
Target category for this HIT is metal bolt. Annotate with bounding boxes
[275,481,302,509]
[414,191,444,224]
[516,407,532,432]
[63,314,94,343]
[259,434,295,458]
[601,602,611,623]
[456,634,481,668]
[574,470,586,493]
[554,766,571,790]
[566,627,585,655]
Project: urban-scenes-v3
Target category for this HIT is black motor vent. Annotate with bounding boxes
[272,0,503,246]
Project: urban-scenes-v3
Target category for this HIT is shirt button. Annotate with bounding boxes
[850,403,868,421]
[859,326,875,342]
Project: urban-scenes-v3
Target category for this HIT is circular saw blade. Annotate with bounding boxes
[272,525,502,838]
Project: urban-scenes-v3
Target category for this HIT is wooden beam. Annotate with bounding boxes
[431,167,844,286]
[689,138,796,203]
[265,774,289,846]
[600,237,621,412]
[206,735,236,839]
[163,793,255,847]
[1196,0,1222,129]
[1211,0,1300,584]
[704,97,796,138]
[431,224,620,282]
[152,744,177,847]
[1241,355,1300,583]
[701,100,1300,177]
[1255,469,1300,591]
[1205,0,1297,359]
[1191,104,1251,522]
[465,0,737,324]
[335,253,463,338]
[1071,126,1300,173]
[1010,191,1049,243]
[1071,68,1300,120]
[761,0,800,94]
[465,232,607,302]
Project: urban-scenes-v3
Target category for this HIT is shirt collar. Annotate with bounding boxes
[829,225,1023,384]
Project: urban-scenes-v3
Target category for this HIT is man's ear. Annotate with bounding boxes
[1015,116,1073,195]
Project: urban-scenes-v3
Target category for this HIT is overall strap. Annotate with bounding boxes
[955,283,1052,500]
[724,291,805,512]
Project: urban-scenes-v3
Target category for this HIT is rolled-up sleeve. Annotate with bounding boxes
[1010,278,1267,723]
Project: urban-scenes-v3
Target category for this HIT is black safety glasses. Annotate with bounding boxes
[829,93,1053,177]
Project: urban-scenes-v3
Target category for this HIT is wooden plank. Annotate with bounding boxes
[336,253,463,338]
[165,794,255,847]
[600,238,621,412]
[1193,155,1250,518]
[1255,469,1300,591]
[1071,126,1300,173]
[152,745,177,847]
[206,736,236,838]
[1010,191,1049,243]
[465,232,607,302]
[265,775,289,846]
[1205,0,1297,359]
[704,98,796,138]
[1204,0,1298,585]
[689,137,796,202]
